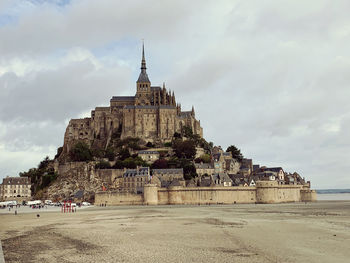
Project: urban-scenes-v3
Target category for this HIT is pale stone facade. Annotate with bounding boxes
[0,177,31,200]
[61,45,203,157]
[116,167,150,194]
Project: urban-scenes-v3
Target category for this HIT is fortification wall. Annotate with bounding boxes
[164,186,256,205]
[95,191,143,206]
[300,189,317,202]
[95,182,316,206]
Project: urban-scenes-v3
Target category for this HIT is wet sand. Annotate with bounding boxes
[1,201,350,263]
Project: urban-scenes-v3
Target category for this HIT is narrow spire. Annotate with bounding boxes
[137,41,150,83]
[141,41,146,71]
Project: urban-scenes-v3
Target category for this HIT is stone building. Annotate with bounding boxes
[138,150,160,163]
[195,163,215,176]
[152,168,184,187]
[0,177,31,200]
[117,167,150,194]
[60,45,203,157]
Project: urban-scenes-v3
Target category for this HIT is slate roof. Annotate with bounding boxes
[74,190,84,199]
[264,167,284,173]
[137,72,150,82]
[151,86,161,91]
[2,177,30,185]
[179,111,192,117]
[220,173,233,183]
[199,178,212,187]
[168,179,182,187]
[153,168,184,175]
[195,163,214,169]
[159,105,176,109]
[123,167,150,177]
[124,105,157,109]
[111,96,135,101]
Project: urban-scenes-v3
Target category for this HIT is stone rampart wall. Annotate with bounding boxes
[300,189,317,202]
[95,191,143,206]
[95,182,316,206]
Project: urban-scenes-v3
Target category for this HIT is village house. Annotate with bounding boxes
[212,173,233,187]
[194,163,215,176]
[225,159,240,174]
[117,167,150,194]
[0,176,31,200]
[152,168,184,187]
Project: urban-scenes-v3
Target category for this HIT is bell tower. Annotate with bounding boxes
[136,42,151,105]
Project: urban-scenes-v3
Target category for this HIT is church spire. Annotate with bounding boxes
[137,41,150,83]
[141,41,146,71]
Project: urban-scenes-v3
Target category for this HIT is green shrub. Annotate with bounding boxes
[69,141,93,162]
[95,161,111,169]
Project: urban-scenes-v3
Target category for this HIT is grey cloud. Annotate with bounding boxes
[0,59,131,122]
[0,0,196,57]
[0,0,350,188]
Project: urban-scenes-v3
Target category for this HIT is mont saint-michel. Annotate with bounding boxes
[61,44,202,159]
[0,45,316,205]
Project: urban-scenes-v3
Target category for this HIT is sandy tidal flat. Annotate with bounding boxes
[1,201,350,263]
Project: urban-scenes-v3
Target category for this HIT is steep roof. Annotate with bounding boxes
[2,177,30,185]
[123,167,150,177]
[264,167,284,173]
[137,43,150,83]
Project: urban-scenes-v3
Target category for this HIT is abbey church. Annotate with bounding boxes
[62,45,203,154]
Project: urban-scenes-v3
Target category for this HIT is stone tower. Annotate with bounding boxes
[136,43,151,105]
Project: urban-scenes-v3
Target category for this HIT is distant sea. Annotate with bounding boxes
[316,189,350,200]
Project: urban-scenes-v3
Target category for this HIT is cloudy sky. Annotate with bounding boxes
[0,0,349,189]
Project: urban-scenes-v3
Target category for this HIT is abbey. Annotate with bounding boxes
[62,45,203,154]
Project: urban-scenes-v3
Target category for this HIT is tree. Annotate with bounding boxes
[194,154,211,163]
[178,159,197,180]
[151,159,168,169]
[95,161,111,169]
[38,156,50,170]
[146,141,154,148]
[118,148,130,161]
[172,139,196,160]
[226,145,243,162]
[69,142,93,162]
[105,147,115,161]
[91,148,104,158]
[182,126,193,138]
[173,132,182,139]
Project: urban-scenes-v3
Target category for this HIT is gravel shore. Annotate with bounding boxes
[1,201,349,263]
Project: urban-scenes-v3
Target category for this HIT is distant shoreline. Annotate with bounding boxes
[316,189,350,194]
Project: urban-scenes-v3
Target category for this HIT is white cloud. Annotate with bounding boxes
[0,0,349,189]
